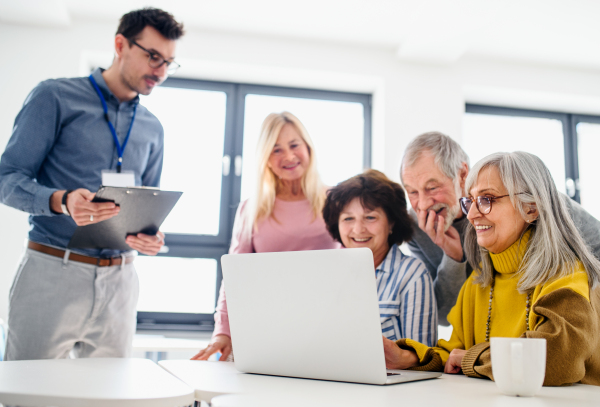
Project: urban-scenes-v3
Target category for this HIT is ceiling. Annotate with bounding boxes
[1,0,599,70]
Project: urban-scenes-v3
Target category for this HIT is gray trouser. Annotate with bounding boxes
[5,248,139,360]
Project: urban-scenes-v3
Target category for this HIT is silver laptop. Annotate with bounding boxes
[221,248,441,385]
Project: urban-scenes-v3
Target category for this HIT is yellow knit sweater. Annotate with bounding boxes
[396,229,600,386]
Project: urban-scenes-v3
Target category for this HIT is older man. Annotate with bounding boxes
[401,131,600,325]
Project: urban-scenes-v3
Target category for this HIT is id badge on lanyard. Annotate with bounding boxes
[89,74,138,187]
[101,169,136,188]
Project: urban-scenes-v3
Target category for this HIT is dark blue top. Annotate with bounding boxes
[0,68,164,257]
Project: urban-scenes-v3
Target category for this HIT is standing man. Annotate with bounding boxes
[401,131,600,325]
[0,8,184,360]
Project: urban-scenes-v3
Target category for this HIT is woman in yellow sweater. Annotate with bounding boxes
[384,151,600,386]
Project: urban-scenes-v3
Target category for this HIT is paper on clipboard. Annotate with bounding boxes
[68,186,182,251]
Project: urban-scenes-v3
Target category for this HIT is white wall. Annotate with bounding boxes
[2,19,600,322]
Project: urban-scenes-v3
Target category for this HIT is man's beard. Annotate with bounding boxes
[120,72,160,96]
[427,202,460,232]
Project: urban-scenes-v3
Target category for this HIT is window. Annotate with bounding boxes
[241,92,366,200]
[574,116,600,220]
[142,85,229,237]
[463,108,566,194]
[136,256,217,314]
[464,105,599,215]
[136,80,371,330]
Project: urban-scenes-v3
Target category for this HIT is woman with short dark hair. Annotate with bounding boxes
[323,169,438,345]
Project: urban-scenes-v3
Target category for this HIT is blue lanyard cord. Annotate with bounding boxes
[88,74,138,173]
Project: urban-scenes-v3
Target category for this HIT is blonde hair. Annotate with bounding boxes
[243,112,326,238]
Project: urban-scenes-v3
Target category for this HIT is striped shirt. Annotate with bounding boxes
[376,244,438,346]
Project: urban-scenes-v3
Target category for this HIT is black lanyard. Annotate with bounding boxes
[89,75,138,173]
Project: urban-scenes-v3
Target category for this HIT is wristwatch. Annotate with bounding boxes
[61,190,73,216]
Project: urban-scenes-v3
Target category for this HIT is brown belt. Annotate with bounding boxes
[28,241,135,267]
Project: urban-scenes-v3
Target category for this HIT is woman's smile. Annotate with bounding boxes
[282,162,300,170]
[351,237,372,243]
[474,224,492,233]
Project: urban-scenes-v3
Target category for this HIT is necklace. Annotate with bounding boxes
[485,281,531,342]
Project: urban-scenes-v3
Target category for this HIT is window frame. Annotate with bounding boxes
[153,78,238,248]
[571,113,600,201]
[465,104,581,202]
[137,79,372,331]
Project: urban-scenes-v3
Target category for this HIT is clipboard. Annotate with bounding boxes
[68,186,183,251]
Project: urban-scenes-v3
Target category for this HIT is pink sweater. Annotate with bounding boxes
[213,198,341,337]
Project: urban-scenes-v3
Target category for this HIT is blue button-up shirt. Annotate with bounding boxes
[376,244,438,346]
[0,68,164,257]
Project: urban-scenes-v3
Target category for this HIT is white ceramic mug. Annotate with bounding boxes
[490,337,546,397]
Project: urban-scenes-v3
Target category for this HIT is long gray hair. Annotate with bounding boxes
[464,151,600,291]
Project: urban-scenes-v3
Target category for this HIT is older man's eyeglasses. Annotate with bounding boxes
[459,193,525,216]
[130,40,180,75]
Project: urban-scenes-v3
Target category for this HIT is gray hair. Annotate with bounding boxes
[401,131,470,182]
[464,151,600,291]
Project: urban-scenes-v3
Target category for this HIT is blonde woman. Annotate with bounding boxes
[192,112,340,361]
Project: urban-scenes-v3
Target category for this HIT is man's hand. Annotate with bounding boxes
[126,231,165,256]
[383,336,419,370]
[417,209,463,262]
[444,349,466,374]
[191,335,232,361]
[51,189,120,226]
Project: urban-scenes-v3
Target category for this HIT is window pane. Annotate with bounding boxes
[136,256,217,314]
[141,87,227,235]
[463,113,566,194]
[241,95,365,200]
[576,122,600,220]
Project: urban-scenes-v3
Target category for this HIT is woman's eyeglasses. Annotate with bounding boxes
[459,193,525,216]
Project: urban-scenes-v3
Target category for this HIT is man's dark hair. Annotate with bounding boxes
[322,169,413,247]
[117,8,184,41]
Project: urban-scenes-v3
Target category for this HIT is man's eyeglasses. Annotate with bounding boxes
[459,193,525,216]
[130,40,180,75]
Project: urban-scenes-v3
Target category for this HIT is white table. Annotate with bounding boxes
[159,360,600,407]
[159,360,242,403]
[0,358,195,407]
